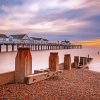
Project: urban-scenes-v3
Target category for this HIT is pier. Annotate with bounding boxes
[0,42,82,52]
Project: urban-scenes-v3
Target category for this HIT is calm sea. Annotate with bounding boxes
[0,46,100,73]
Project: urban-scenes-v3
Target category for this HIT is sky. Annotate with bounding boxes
[0,0,100,45]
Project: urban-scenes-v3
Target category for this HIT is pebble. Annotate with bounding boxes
[0,69,100,100]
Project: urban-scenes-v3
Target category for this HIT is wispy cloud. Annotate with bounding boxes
[0,0,100,41]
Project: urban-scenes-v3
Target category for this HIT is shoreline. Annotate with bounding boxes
[0,68,100,100]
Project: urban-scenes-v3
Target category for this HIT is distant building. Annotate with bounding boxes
[61,40,71,45]
[0,34,9,43]
[30,37,49,44]
[9,34,30,43]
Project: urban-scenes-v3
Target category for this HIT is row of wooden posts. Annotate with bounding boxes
[50,53,93,71]
[0,47,93,99]
[15,48,92,83]
[0,43,82,52]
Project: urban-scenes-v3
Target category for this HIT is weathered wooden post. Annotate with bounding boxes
[84,57,87,65]
[80,57,88,65]
[80,57,84,66]
[87,55,90,63]
[74,56,80,68]
[64,54,71,70]
[49,52,59,71]
[15,48,32,83]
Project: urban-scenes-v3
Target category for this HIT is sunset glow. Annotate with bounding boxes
[73,39,100,47]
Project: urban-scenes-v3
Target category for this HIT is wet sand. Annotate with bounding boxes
[0,68,100,100]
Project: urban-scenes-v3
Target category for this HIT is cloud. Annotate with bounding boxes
[0,0,23,6]
[0,0,100,42]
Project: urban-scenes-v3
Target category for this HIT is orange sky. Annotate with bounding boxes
[72,38,100,47]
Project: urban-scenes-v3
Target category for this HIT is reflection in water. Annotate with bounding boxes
[0,46,100,73]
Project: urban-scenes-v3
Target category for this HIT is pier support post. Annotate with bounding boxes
[74,56,80,68]
[12,44,14,52]
[6,44,8,52]
[38,45,39,51]
[0,45,1,52]
[15,48,32,83]
[35,44,37,51]
[48,45,49,50]
[30,44,32,51]
[64,54,71,70]
[49,52,59,71]
[32,45,34,50]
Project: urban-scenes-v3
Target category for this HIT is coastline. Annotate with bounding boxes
[0,68,100,100]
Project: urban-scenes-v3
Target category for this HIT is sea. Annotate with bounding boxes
[0,46,100,74]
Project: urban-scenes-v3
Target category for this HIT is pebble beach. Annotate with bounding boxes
[0,68,100,100]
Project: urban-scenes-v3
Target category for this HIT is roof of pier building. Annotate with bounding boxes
[9,34,29,40]
[0,34,8,38]
[43,39,49,41]
[31,37,42,40]
[30,37,48,41]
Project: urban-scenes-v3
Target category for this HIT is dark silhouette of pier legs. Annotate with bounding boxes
[6,44,8,52]
[0,45,1,52]
[12,44,14,52]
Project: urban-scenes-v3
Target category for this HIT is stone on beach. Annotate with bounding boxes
[0,69,100,100]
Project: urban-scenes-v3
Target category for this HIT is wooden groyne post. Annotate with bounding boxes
[49,52,59,71]
[15,48,32,83]
[80,57,87,66]
[64,54,71,70]
[74,56,80,68]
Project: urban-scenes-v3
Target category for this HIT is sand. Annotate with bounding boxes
[0,68,100,100]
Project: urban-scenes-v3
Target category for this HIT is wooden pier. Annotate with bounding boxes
[0,43,82,53]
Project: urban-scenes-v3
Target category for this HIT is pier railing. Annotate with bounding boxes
[0,42,82,52]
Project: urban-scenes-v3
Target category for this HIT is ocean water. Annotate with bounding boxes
[0,46,100,74]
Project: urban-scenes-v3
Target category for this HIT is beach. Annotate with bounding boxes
[0,46,100,99]
[0,68,100,100]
